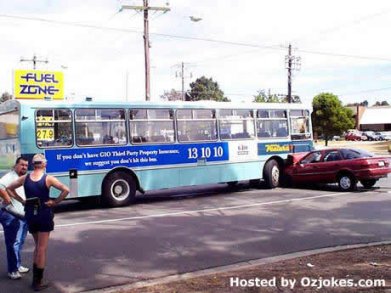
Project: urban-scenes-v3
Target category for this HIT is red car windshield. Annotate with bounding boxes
[340,149,374,160]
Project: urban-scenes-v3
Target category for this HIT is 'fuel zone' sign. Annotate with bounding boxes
[14,70,64,100]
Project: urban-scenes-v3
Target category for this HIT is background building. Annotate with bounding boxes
[354,106,391,131]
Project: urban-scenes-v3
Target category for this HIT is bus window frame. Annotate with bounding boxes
[0,109,19,140]
[289,109,312,140]
[129,108,175,145]
[176,108,218,143]
[218,109,255,141]
[35,108,74,149]
[256,109,289,139]
[74,108,128,147]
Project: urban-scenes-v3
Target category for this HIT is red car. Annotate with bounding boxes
[284,148,391,191]
[345,132,366,141]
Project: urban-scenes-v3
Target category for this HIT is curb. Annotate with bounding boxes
[82,240,391,293]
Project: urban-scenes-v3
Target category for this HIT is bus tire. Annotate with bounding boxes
[227,181,238,188]
[102,171,136,207]
[263,159,280,189]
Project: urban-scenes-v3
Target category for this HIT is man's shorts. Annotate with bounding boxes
[26,210,54,233]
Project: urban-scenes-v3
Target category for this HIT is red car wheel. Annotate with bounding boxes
[338,173,357,191]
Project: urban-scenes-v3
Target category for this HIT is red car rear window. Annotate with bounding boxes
[340,149,374,160]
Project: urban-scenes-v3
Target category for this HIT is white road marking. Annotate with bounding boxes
[56,192,350,228]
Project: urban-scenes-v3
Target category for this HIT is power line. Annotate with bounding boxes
[0,14,283,50]
[298,48,391,62]
[2,14,391,63]
[188,49,261,65]
[291,9,391,46]
[339,86,391,96]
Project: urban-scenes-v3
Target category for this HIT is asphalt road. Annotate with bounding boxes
[1,178,390,293]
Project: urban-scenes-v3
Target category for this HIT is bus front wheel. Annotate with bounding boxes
[102,172,136,207]
[263,159,280,189]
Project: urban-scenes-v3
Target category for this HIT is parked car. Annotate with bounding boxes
[345,131,367,141]
[362,131,381,141]
[376,132,391,141]
[284,148,391,191]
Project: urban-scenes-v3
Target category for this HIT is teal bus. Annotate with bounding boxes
[0,99,313,207]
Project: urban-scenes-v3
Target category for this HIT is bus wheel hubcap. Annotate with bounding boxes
[272,166,279,185]
[111,179,130,200]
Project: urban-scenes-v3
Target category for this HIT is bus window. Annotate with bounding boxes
[36,109,73,148]
[0,111,18,140]
[219,109,254,140]
[75,109,126,146]
[129,109,174,144]
[177,109,217,142]
[256,110,288,139]
[129,109,147,120]
[290,110,311,140]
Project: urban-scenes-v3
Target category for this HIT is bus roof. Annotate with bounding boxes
[2,99,312,111]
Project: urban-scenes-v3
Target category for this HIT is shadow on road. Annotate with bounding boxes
[53,180,384,215]
[20,197,391,292]
[53,181,268,214]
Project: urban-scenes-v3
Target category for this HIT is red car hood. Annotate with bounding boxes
[286,152,309,165]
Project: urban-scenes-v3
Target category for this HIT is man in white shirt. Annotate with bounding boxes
[0,157,29,280]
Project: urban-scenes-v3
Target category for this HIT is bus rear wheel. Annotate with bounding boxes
[263,159,280,189]
[102,171,136,207]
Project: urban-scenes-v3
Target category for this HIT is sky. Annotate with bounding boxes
[1,0,391,106]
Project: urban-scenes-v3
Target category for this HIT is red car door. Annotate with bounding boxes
[291,151,323,183]
[315,150,344,183]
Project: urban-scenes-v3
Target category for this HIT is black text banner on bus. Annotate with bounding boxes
[14,70,64,100]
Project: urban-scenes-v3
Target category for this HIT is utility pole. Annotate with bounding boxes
[125,71,129,102]
[287,44,292,103]
[175,62,192,100]
[121,1,170,101]
[20,54,48,70]
[285,44,301,103]
[181,62,185,100]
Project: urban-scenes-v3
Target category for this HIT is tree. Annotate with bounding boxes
[0,92,12,103]
[373,100,389,106]
[253,90,268,102]
[280,95,301,103]
[188,76,229,102]
[253,90,301,103]
[160,89,183,101]
[346,100,369,107]
[253,90,279,103]
[312,93,355,146]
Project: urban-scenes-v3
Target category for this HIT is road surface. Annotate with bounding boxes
[1,178,390,292]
